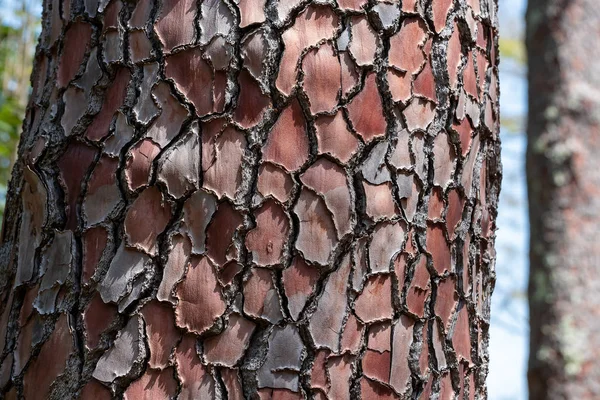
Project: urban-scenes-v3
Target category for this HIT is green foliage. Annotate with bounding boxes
[499,37,526,65]
[0,91,23,216]
[0,93,23,178]
[498,37,527,135]
[0,1,40,218]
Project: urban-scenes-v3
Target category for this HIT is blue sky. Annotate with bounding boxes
[489,0,529,399]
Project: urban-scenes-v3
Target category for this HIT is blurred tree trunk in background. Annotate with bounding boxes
[0,0,500,398]
[527,0,600,399]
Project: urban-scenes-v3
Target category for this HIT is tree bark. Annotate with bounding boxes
[0,0,500,399]
[527,1,600,399]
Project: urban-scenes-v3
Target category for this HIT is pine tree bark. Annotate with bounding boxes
[527,1,600,399]
[0,0,500,399]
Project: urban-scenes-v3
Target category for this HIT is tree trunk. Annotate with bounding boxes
[527,1,600,399]
[0,0,500,398]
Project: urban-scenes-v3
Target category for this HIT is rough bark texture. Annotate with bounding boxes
[0,0,500,399]
[527,1,600,399]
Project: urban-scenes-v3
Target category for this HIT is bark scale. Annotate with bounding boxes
[0,0,500,399]
[527,1,600,399]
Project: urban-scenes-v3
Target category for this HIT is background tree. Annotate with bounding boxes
[527,0,600,399]
[0,0,500,398]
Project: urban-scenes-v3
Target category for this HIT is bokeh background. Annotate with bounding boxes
[491,1,528,398]
[0,1,529,398]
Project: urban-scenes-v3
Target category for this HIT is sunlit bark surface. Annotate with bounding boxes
[0,0,500,398]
